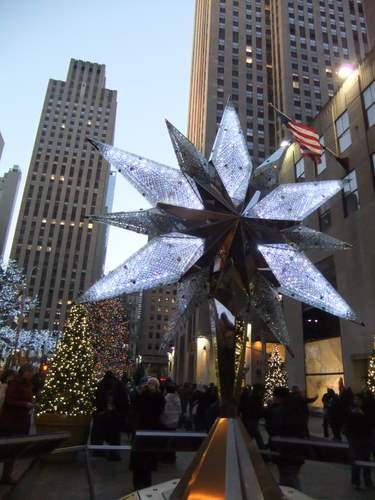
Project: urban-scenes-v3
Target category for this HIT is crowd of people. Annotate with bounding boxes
[90,373,375,491]
[0,364,374,492]
[321,386,375,490]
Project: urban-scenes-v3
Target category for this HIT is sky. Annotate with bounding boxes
[0,0,195,273]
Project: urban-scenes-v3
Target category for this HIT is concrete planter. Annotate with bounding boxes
[35,414,91,448]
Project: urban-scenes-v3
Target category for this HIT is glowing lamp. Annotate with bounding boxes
[337,64,354,79]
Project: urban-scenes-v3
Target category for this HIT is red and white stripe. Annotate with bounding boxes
[287,120,323,160]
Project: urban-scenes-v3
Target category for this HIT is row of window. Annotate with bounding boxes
[292,78,375,222]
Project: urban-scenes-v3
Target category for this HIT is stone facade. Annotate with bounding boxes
[10,59,117,330]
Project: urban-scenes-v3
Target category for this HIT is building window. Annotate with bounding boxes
[371,152,375,185]
[335,111,351,153]
[295,157,305,181]
[363,81,375,128]
[343,170,359,216]
[316,136,327,176]
[318,200,331,231]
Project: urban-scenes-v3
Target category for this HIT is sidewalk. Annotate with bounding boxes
[0,415,373,500]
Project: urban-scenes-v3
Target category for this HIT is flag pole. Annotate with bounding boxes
[268,102,349,172]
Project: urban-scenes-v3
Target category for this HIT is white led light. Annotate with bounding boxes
[81,100,359,347]
[258,243,358,321]
[210,101,253,205]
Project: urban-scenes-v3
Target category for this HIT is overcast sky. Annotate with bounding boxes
[0,0,195,272]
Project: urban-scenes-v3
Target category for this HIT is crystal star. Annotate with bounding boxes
[80,101,359,350]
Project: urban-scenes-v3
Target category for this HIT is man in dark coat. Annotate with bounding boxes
[266,387,307,490]
[91,371,129,461]
[131,377,165,491]
[239,384,265,448]
[344,394,374,490]
[0,364,34,484]
[322,388,336,438]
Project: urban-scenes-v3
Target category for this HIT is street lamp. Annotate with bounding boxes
[337,64,355,79]
[280,139,290,148]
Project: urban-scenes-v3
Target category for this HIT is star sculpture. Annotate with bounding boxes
[80,101,359,352]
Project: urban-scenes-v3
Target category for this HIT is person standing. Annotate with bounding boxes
[91,371,129,461]
[131,377,165,491]
[0,369,16,412]
[344,394,373,491]
[290,386,317,438]
[266,387,307,490]
[0,364,34,484]
[160,384,181,464]
[322,388,336,438]
[239,384,265,448]
[161,384,181,431]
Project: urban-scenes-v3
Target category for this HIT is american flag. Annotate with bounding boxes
[278,111,323,164]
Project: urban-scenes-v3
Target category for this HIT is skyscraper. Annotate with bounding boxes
[188,0,369,160]
[0,165,21,260]
[0,131,4,161]
[272,0,369,142]
[188,0,274,166]
[172,0,372,385]
[137,284,178,376]
[11,59,117,330]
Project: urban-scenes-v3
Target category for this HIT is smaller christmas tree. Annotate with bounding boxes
[367,336,375,395]
[37,304,96,416]
[264,346,288,404]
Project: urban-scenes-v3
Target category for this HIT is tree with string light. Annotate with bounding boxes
[87,298,129,379]
[264,346,288,404]
[0,260,37,328]
[37,304,96,416]
[367,336,375,395]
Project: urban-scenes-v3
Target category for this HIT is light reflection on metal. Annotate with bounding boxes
[170,418,283,499]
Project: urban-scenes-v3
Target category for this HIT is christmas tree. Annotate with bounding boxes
[37,304,96,416]
[264,346,288,404]
[367,337,375,395]
[88,298,129,378]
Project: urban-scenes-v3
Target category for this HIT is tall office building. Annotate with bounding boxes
[188,0,370,161]
[137,285,178,376]
[121,291,143,367]
[171,0,372,385]
[11,59,117,330]
[188,0,274,166]
[272,0,369,142]
[0,131,4,161]
[0,165,21,260]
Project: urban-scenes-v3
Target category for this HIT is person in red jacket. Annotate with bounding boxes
[0,364,34,484]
